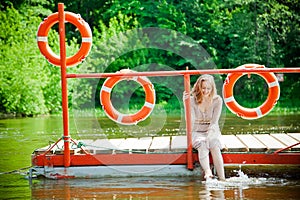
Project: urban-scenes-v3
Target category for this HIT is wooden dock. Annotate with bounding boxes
[34,133,300,155]
[31,133,300,179]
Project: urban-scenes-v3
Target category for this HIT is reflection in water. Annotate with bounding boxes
[30,175,299,200]
[199,189,225,200]
[31,177,198,200]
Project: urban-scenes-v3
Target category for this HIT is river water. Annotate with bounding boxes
[0,114,299,199]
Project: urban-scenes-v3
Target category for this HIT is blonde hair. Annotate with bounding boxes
[191,74,217,104]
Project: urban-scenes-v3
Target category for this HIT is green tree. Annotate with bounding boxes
[0,6,49,115]
[0,4,82,115]
[0,0,299,115]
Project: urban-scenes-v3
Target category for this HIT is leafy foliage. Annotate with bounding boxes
[0,6,48,115]
[0,0,299,116]
[0,4,79,115]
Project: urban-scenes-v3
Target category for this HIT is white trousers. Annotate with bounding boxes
[192,125,225,180]
[198,141,225,180]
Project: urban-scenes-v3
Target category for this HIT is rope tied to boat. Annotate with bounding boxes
[76,141,86,148]
[0,166,32,175]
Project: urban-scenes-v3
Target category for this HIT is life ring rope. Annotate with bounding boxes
[222,64,280,119]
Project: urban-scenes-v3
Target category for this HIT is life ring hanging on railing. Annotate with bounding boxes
[222,64,280,119]
[37,11,92,67]
[100,70,156,125]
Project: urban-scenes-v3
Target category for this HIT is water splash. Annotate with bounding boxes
[203,164,287,190]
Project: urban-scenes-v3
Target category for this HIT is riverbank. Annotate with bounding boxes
[2,100,300,119]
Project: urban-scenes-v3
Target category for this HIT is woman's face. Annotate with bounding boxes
[200,80,212,97]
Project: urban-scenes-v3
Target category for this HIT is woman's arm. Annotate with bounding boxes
[183,92,195,130]
[210,96,222,126]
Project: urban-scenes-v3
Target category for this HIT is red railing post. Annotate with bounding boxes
[58,3,70,167]
[184,70,193,170]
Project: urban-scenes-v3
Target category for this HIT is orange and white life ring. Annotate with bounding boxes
[100,70,156,125]
[37,12,92,67]
[222,64,280,119]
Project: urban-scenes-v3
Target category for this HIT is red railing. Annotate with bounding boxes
[51,3,300,169]
[67,67,300,79]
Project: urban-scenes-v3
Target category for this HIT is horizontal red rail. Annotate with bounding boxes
[67,67,300,79]
[32,152,300,167]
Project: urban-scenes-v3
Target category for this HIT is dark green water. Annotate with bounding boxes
[0,114,299,199]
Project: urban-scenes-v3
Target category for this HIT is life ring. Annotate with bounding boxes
[100,70,156,125]
[37,12,92,67]
[222,64,280,119]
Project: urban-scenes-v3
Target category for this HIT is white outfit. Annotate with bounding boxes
[189,95,225,180]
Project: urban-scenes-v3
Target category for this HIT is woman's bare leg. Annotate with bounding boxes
[210,146,225,180]
[198,145,213,179]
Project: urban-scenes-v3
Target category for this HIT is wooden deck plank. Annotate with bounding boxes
[86,139,124,154]
[236,134,267,152]
[92,139,118,149]
[254,134,286,151]
[81,139,94,146]
[118,138,138,149]
[149,136,171,152]
[288,133,300,141]
[109,138,125,148]
[221,135,248,152]
[118,137,152,153]
[171,136,187,152]
[39,133,300,156]
[271,134,300,151]
[85,139,119,154]
[132,137,153,152]
[108,138,127,153]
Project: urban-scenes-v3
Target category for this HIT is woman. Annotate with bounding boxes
[183,74,225,181]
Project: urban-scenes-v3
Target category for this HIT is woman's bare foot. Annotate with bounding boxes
[204,169,214,180]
